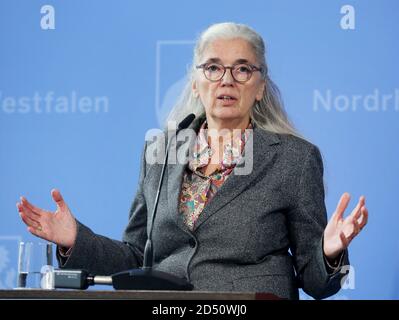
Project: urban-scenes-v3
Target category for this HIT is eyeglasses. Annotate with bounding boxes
[196,62,263,83]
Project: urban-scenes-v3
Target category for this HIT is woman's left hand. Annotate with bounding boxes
[323,192,369,260]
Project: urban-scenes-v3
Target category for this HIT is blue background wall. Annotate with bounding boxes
[0,0,398,299]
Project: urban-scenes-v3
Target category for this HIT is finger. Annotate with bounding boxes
[27,226,46,239]
[17,202,41,223]
[339,231,350,248]
[358,206,369,229]
[18,203,41,228]
[19,211,41,229]
[334,193,351,221]
[51,189,67,210]
[350,196,366,220]
[342,212,360,235]
[20,196,45,217]
[343,215,361,243]
[352,217,361,235]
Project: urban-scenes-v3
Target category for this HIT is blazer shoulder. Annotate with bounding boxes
[257,128,321,156]
[278,133,320,153]
[256,130,324,174]
[274,133,324,174]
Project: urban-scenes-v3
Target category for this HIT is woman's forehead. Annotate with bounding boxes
[201,38,257,63]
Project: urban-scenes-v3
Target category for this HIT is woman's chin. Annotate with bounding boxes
[211,107,246,120]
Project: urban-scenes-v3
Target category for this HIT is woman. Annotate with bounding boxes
[17,22,368,299]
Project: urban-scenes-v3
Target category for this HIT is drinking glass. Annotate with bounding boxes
[16,241,54,289]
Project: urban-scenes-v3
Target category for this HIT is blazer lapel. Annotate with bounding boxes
[165,116,281,233]
[166,115,205,232]
[192,125,281,231]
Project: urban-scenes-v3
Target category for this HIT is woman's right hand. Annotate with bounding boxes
[17,189,77,249]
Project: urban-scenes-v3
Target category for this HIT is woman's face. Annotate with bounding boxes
[193,38,265,126]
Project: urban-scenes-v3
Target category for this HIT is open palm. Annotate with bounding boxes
[323,192,368,260]
[17,189,77,248]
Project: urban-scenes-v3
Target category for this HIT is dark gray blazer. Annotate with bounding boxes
[58,115,349,299]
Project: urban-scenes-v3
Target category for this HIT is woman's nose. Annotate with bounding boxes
[220,69,234,86]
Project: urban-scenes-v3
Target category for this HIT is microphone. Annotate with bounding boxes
[52,115,196,291]
[113,113,196,290]
[177,113,196,131]
[143,113,196,269]
[44,115,197,291]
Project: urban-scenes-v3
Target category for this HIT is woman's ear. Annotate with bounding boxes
[255,81,265,101]
[192,80,199,98]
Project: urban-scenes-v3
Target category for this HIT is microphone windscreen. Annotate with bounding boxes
[177,113,196,131]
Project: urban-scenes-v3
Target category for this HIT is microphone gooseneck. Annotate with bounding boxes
[143,113,196,270]
[53,114,196,291]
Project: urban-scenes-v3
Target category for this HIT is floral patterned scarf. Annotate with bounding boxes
[179,119,253,230]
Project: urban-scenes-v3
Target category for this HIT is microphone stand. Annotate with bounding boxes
[52,115,196,291]
[110,114,196,290]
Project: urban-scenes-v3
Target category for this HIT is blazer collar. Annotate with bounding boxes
[166,115,281,233]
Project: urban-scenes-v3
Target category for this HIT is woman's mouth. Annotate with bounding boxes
[217,95,238,106]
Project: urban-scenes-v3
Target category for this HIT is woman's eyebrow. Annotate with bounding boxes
[203,57,251,64]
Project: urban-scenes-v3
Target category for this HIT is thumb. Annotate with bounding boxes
[51,188,66,209]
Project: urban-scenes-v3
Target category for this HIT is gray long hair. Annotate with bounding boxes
[166,22,300,138]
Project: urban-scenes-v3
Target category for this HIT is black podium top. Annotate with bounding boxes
[0,289,280,300]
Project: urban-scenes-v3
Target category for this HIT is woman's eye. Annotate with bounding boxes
[207,64,221,72]
[237,65,251,73]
